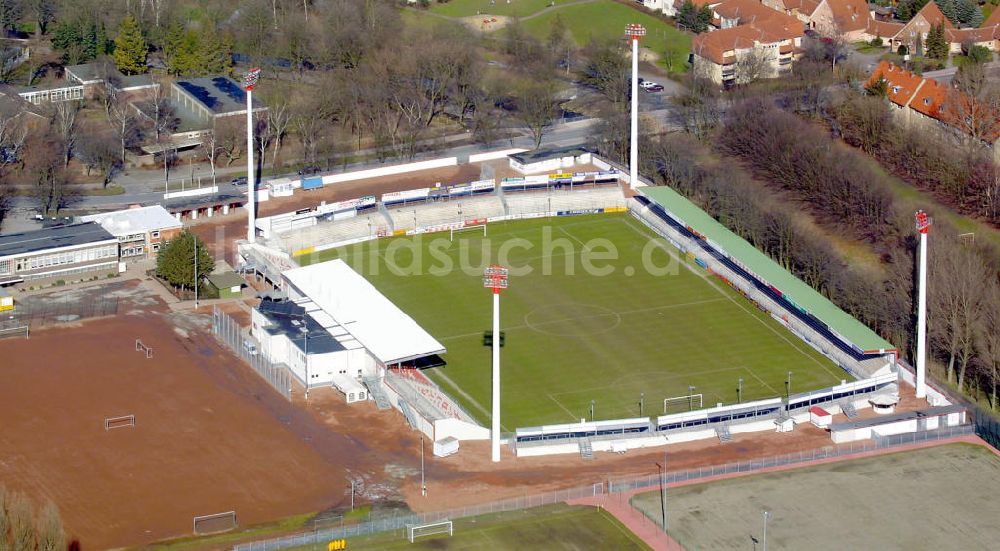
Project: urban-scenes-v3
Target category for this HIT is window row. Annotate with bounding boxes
[15,245,117,271]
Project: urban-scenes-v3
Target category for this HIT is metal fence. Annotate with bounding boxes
[212,306,292,401]
[232,424,974,551]
[1,296,120,332]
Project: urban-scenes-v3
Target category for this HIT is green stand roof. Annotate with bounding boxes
[641,186,895,354]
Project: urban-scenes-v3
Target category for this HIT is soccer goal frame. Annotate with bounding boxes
[450,224,486,241]
[0,325,28,339]
[407,520,453,542]
[193,511,237,535]
[104,414,135,431]
[663,393,703,413]
[135,339,153,359]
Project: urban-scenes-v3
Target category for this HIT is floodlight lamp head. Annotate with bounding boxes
[625,23,646,40]
[915,210,932,234]
[483,265,509,292]
[243,68,261,91]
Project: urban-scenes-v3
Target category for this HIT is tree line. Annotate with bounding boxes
[655,89,1000,410]
[0,484,66,551]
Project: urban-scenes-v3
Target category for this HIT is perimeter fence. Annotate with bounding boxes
[232,424,974,551]
[0,296,120,336]
[212,306,292,401]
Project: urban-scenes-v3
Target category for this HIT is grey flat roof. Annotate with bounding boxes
[829,404,966,431]
[509,146,590,165]
[259,299,345,355]
[0,222,115,258]
[173,76,264,115]
[164,187,246,212]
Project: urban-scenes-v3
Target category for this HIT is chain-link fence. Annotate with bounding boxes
[232,424,973,551]
[0,296,120,334]
[212,306,292,401]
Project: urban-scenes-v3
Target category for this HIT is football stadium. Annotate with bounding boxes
[240,148,900,459]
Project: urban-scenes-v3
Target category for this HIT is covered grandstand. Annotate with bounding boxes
[635,187,896,363]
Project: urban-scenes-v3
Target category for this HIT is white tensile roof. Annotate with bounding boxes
[80,205,182,236]
[283,259,445,365]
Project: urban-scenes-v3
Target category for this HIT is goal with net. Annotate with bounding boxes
[663,393,703,414]
[407,520,453,543]
[450,224,486,241]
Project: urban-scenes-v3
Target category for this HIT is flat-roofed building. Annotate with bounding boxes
[0,222,118,285]
[80,205,183,260]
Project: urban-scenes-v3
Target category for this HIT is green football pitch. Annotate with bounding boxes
[301,213,845,428]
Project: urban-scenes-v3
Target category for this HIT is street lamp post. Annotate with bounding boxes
[640,392,644,417]
[421,436,427,497]
[483,265,509,463]
[300,325,310,400]
[688,385,696,411]
[738,377,743,404]
[590,399,596,421]
[243,68,261,244]
[193,232,199,310]
[762,511,770,551]
[786,371,792,400]
[624,24,646,189]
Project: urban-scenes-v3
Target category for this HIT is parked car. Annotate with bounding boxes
[298,165,321,176]
[641,81,664,92]
[231,176,248,187]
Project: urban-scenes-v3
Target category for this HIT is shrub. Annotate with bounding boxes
[871,36,883,47]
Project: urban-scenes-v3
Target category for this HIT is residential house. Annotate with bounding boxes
[79,205,183,261]
[761,0,821,25]
[809,0,871,40]
[712,0,798,28]
[868,61,1000,160]
[880,1,954,54]
[692,18,804,85]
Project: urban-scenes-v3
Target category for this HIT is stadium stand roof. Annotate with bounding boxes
[283,259,446,365]
[640,186,894,354]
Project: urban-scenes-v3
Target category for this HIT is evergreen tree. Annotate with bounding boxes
[96,23,110,56]
[82,23,98,61]
[956,0,983,26]
[155,230,214,291]
[925,22,949,60]
[113,15,147,75]
[198,28,233,74]
[677,0,711,33]
[935,0,958,24]
[866,75,889,96]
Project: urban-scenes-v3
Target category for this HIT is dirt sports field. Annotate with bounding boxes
[631,443,1000,550]
[0,308,414,548]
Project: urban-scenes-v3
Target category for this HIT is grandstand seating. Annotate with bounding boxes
[277,213,380,252]
[505,188,626,217]
[388,196,505,231]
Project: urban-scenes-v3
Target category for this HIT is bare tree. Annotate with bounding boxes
[672,71,722,140]
[943,63,1000,148]
[979,283,1000,410]
[35,501,65,551]
[267,98,291,168]
[215,116,245,167]
[7,490,35,551]
[101,84,140,166]
[77,133,122,188]
[735,46,771,86]
[197,128,223,185]
[929,236,989,388]
[514,79,560,149]
[50,101,80,169]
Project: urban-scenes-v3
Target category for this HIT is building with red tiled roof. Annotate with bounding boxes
[810,0,871,40]
[867,61,1000,159]
[693,20,804,85]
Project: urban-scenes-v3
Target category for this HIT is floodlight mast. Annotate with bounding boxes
[483,265,509,463]
[625,24,646,189]
[915,210,932,399]
[244,68,261,243]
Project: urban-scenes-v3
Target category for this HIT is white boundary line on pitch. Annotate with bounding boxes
[618,217,844,382]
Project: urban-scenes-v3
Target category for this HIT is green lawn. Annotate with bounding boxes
[286,504,650,550]
[429,0,581,18]
[522,1,691,71]
[302,214,843,428]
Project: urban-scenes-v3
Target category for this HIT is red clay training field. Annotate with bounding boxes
[0,314,354,548]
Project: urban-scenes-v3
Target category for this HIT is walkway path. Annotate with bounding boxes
[569,493,684,551]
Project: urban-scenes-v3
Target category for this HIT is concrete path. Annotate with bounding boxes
[568,493,685,550]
